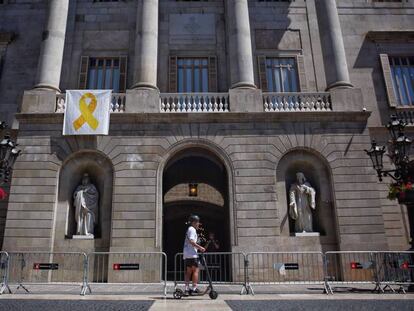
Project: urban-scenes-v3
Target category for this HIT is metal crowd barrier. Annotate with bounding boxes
[246,252,327,294]
[375,251,414,293]
[0,250,411,296]
[174,252,248,294]
[7,251,88,295]
[86,252,167,296]
[0,251,11,294]
[324,251,414,294]
[324,251,389,294]
[374,251,413,293]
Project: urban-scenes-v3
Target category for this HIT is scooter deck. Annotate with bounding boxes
[181,288,210,297]
[173,287,218,300]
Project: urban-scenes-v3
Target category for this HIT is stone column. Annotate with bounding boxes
[226,0,256,89]
[316,0,353,90]
[33,0,69,92]
[132,0,159,89]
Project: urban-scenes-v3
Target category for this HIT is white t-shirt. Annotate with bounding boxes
[183,226,198,259]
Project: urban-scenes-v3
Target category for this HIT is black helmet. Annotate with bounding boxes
[187,215,200,224]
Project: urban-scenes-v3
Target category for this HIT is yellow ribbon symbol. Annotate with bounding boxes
[73,92,99,131]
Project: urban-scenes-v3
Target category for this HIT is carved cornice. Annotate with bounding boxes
[15,110,371,125]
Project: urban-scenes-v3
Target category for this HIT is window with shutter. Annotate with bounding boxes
[380,54,398,107]
[296,55,308,92]
[258,56,300,92]
[119,56,127,92]
[79,56,127,92]
[78,56,89,89]
[257,56,268,92]
[381,55,414,107]
[169,56,178,92]
[169,56,217,92]
[208,56,217,92]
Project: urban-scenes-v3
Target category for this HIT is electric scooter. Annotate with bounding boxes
[173,253,219,300]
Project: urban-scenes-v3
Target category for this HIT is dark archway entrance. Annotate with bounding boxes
[162,148,231,280]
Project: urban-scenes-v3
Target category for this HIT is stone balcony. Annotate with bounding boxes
[19,87,367,123]
[52,91,332,114]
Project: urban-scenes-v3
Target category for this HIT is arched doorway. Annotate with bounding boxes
[162,147,231,280]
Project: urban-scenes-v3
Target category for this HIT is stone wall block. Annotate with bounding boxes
[20,90,57,114]
[331,87,364,112]
[229,88,263,113]
[125,88,160,113]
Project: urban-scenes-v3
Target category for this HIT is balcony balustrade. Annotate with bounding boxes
[55,93,126,113]
[395,109,414,125]
[263,92,332,112]
[160,93,230,113]
[51,91,336,114]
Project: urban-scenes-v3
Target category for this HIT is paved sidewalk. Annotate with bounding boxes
[1,283,413,310]
[1,293,414,311]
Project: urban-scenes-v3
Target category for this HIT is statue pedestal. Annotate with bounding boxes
[72,235,94,240]
[294,232,320,237]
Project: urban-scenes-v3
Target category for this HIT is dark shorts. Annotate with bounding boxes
[184,258,199,268]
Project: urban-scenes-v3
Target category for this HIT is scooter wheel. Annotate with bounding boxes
[209,290,218,300]
[173,289,183,299]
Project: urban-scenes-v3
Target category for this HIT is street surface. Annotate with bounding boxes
[226,299,414,311]
[0,294,413,311]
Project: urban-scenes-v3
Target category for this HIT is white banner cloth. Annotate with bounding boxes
[63,90,111,136]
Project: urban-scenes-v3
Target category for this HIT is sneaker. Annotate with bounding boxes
[192,288,200,294]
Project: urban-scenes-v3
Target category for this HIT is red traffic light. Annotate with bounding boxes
[113,263,120,270]
[401,261,409,270]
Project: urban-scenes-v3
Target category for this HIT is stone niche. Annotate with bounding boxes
[53,150,113,253]
[276,149,338,252]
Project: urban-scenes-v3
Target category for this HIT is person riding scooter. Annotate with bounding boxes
[183,214,206,295]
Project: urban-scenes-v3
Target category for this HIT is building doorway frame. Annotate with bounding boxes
[155,139,236,250]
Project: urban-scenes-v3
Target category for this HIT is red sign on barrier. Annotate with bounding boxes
[401,261,413,269]
[113,263,140,270]
[350,262,373,269]
[33,263,59,270]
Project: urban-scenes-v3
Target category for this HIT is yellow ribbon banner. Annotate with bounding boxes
[73,92,99,131]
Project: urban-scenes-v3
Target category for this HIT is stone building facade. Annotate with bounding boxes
[0,0,413,272]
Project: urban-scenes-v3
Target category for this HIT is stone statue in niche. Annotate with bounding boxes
[289,172,316,233]
[73,173,99,238]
